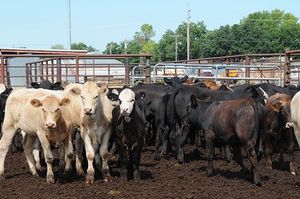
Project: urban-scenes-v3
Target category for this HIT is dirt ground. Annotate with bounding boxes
[0,145,299,199]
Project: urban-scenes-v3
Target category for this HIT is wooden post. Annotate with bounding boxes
[57,58,62,82]
[75,56,79,83]
[34,63,37,82]
[40,62,44,81]
[46,60,49,81]
[245,55,250,84]
[25,64,29,87]
[51,59,54,82]
[1,55,5,85]
[124,58,129,85]
[284,51,291,86]
[145,56,151,84]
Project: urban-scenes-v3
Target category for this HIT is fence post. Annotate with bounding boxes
[124,58,130,85]
[57,58,62,82]
[75,56,79,83]
[145,56,151,84]
[46,60,49,81]
[34,63,37,82]
[51,59,54,82]
[1,55,4,85]
[26,64,29,87]
[284,51,291,86]
[40,61,44,81]
[245,55,250,84]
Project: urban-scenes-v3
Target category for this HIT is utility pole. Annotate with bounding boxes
[187,3,191,60]
[124,39,128,54]
[68,0,72,49]
[175,34,178,61]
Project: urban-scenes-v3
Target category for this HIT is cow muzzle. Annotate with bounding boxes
[45,122,56,129]
[84,107,93,115]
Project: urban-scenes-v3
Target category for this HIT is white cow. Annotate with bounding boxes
[77,81,113,184]
[291,91,300,146]
[0,89,72,183]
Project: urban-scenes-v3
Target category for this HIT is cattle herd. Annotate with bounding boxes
[0,77,300,187]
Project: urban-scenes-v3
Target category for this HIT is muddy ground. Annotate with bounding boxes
[0,145,299,199]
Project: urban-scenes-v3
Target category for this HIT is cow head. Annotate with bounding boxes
[80,81,108,115]
[31,95,70,129]
[268,93,292,128]
[164,75,188,87]
[119,88,135,116]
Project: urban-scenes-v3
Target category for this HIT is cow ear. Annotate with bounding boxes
[60,98,70,106]
[31,82,39,89]
[271,101,281,112]
[70,87,81,95]
[190,95,198,108]
[99,85,109,95]
[181,75,188,83]
[164,77,171,85]
[31,99,42,107]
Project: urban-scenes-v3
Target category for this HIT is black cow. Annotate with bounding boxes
[111,88,148,181]
[202,98,262,185]
[264,93,297,175]
[132,84,173,160]
[30,80,64,90]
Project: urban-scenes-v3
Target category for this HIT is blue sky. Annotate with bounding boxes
[0,0,299,51]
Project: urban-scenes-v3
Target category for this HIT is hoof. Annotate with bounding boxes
[0,174,6,181]
[47,174,55,184]
[85,174,94,184]
[77,168,85,177]
[290,171,297,176]
[103,175,113,182]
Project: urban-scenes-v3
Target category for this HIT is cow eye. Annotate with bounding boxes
[94,96,98,99]
[130,99,135,102]
[81,95,84,99]
[42,108,46,112]
[55,108,60,112]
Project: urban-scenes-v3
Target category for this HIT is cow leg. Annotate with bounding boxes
[246,146,261,185]
[293,125,300,148]
[205,130,215,177]
[232,145,249,173]
[161,126,170,157]
[177,123,189,164]
[265,134,273,169]
[116,138,128,181]
[99,129,111,182]
[32,138,42,171]
[22,133,38,177]
[0,125,17,179]
[75,131,85,177]
[37,132,54,184]
[290,153,297,175]
[92,143,101,174]
[154,126,162,160]
[81,129,95,184]
[132,145,142,181]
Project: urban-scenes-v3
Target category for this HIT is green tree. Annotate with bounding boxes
[51,44,65,49]
[71,42,96,52]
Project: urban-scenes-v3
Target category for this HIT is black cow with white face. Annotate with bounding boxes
[112,88,148,181]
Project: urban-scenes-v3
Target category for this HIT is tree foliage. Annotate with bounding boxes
[71,42,96,52]
[102,10,300,61]
[51,44,65,50]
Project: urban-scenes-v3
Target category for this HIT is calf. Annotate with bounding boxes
[0,89,72,183]
[31,80,64,90]
[76,81,113,184]
[202,98,261,185]
[291,91,300,151]
[112,88,147,181]
[265,93,296,175]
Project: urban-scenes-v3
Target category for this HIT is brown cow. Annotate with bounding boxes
[265,93,296,175]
